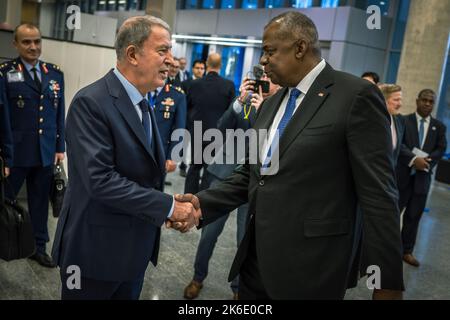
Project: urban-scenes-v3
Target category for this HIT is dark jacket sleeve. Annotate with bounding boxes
[167,93,187,160]
[0,74,13,167]
[429,121,447,169]
[346,84,404,291]
[56,73,66,153]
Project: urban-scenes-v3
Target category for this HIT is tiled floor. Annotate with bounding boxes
[0,170,449,300]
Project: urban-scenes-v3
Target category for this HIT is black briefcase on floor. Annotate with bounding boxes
[0,157,36,261]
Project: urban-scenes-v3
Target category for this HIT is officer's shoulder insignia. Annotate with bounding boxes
[0,60,13,71]
[175,86,185,95]
[47,63,63,73]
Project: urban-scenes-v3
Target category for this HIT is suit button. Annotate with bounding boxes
[259,180,264,186]
[40,95,44,99]
[39,118,44,123]
[39,106,43,111]
[39,129,43,135]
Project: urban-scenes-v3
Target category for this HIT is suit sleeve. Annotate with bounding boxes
[65,94,172,227]
[346,84,404,291]
[429,122,447,169]
[0,73,13,167]
[56,73,66,153]
[167,93,187,160]
[197,162,250,227]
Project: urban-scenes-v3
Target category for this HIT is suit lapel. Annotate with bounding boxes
[422,118,437,152]
[407,114,420,148]
[105,70,160,168]
[17,59,40,93]
[40,61,50,95]
[278,64,334,159]
[149,105,166,173]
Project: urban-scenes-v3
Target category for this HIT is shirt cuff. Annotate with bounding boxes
[167,196,175,219]
[233,100,243,114]
[408,156,417,167]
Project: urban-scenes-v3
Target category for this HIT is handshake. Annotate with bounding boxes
[165,194,201,233]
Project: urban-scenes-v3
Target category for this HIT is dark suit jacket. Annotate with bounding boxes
[186,71,235,133]
[52,70,173,282]
[197,64,404,299]
[392,114,406,166]
[397,113,447,195]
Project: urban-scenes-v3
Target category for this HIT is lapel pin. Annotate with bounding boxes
[432,126,436,131]
[318,92,324,97]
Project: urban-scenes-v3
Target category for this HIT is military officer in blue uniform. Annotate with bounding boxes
[0,75,13,177]
[0,24,65,267]
[150,82,186,186]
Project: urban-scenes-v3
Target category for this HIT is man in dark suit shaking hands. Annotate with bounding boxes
[397,89,447,267]
[175,11,404,299]
[52,16,199,300]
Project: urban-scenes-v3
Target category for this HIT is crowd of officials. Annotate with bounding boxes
[0,11,447,300]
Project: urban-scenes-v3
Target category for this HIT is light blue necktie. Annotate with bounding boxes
[418,117,425,148]
[263,88,302,167]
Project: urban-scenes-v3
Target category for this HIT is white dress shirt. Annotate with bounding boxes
[261,59,326,164]
[390,115,397,150]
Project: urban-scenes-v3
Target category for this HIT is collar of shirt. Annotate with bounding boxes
[21,58,41,77]
[415,112,430,124]
[293,58,326,96]
[113,68,147,107]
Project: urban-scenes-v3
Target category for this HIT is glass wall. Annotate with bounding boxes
[221,0,236,9]
[289,0,313,8]
[220,46,245,91]
[242,0,259,9]
[265,0,285,8]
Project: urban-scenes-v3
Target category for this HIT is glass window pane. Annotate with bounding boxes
[289,0,313,9]
[321,0,339,8]
[221,0,236,9]
[220,46,245,92]
[385,52,400,83]
[242,0,258,9]
[185,0,198,9]
[265,0,285,8]
[202,0,216,9]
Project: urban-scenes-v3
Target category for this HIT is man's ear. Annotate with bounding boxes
[125,45,139,66]
[295,39,308,60]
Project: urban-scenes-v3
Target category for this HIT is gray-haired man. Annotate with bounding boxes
[52,15,200,300]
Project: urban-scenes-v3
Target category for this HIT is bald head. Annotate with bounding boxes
[206,53,222,72]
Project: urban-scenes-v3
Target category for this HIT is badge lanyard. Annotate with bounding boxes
[243,103,252,120]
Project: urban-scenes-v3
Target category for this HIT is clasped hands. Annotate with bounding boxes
[165,194,201,233]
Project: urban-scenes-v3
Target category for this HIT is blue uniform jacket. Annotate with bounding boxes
[0,75,13,167]
[153,84,186,160]
[0,58,65,167]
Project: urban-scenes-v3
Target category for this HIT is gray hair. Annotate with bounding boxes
[115,15,171,61]
[266,11,321,57]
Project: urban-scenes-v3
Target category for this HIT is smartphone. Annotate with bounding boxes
[253,79,270,93]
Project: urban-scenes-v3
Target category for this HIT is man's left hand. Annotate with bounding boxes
[165,160,177,173]
[372,289,403,300]
[54,153,65,165]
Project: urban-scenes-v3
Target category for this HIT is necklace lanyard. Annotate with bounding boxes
[243,103,252,120]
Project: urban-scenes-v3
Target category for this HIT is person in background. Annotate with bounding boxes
[177,57,191,82]
[397,89,447,267]
[361,71,380,85]
[0,23,65,268]
[379,84,405,164]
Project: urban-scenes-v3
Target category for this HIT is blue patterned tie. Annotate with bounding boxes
[138,99,154,153]
[418,118,425,148]
[263,88,302,167]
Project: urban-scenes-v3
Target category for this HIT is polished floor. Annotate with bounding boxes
[0,169,449,300]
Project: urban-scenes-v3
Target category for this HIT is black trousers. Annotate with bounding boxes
[6,166,53,253]
[60,271,144,300]
[238,226,271,300]
[399,177,428,255]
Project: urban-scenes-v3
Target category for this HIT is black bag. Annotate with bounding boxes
[50,162,67,218]
[0,157,36,261]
